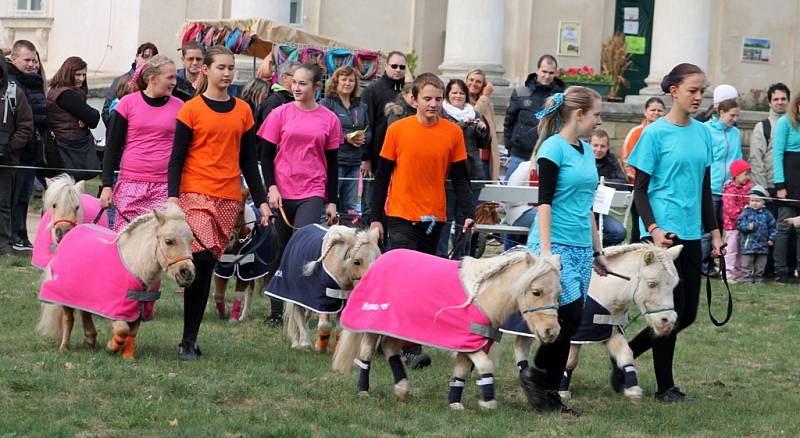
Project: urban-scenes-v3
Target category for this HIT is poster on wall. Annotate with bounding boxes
[558,21,581,57]
[741,37,771,64]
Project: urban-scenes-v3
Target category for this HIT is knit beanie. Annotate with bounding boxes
[730,159,751,178]
[713,84,738,105]
[749,184,767,198]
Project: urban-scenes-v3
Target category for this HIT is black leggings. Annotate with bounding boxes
[628,238,702,392]
[268,196,325,317]
[533,298,583,390]
[182,250,215,345]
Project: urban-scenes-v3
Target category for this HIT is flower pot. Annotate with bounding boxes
[563,81,612,96]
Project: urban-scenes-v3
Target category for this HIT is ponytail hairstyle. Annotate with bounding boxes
[296,63,324,88]
[135,54,175,92]
[194,45,235,96]
[532,86,601,159]
[660,63,704,95]
[704,98,739,121]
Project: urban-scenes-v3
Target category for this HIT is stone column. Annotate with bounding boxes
[438,0,508,85]
[639,0,711,95]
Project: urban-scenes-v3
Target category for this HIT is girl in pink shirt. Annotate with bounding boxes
[100,55,184,231]
[258,63,343,326]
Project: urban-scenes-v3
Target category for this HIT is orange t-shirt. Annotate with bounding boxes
[380,116,467,221]
[621,120,648,183]
[176,96,254,201]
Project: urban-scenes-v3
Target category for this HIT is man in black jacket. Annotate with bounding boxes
[102,42,158,126]
[6,40,45,251]
[503,54,565,177]
[173,42,204,101]
[360,51,406,222]
[590,129,627,246]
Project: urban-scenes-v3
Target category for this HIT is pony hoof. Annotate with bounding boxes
[559,390,572,401]
[478,399,497,410]
[58,345,69,353]
[291,342,312,352]
[358,391,370,398]
[83,339,97,350]
[394,380,410,401]
[449,402,465,410]
[624,386,643,403]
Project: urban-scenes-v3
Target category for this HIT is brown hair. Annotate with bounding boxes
[444,79,468,104]
[49,56,88,92]
[385,51,406,63]
[240,78,270,111]
[11,39,36,57]
[704,98,739,120]
[533,86,602,158]
[194,45,234,96]
[660,63,704,94]
[325,66,360,99]
[590,128,609,142]
[411,73,444,98]
[136,42,158,57]
[180,41,203,57]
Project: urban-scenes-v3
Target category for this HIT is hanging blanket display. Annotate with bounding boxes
[39,224,160,322]
[272,43,383,87]
[340,249,499,353]
[180,22,257,55]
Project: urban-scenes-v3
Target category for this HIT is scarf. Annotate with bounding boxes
[443,101,476,122]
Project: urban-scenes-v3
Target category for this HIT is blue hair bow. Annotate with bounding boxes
[535,92,565,120]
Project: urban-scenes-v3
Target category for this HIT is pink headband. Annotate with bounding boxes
[128,63,148,89]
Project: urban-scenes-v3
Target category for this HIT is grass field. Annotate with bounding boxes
[1,249,799,437]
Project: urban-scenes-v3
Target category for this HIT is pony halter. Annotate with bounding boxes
[52,218,78,227]
[522,304,559,314]
[154,235,193,269]
[629,271,675,315]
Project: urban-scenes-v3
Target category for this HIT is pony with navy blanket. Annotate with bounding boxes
[265,224,381,351]
[333,249,562,411]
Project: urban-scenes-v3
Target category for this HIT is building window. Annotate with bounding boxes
[16,0,43,11]
[289,0,302,25]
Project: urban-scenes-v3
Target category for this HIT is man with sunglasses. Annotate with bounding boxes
[361,51,407,223]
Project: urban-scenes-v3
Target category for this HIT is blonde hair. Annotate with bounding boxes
[788,93,800,128]
[136,54,175,91]
[532,86,602,159]
[325,66,360,99]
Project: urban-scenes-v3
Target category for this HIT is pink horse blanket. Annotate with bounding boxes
[32,194,109,269]
[39,224,159,322]
[341,249,499,352]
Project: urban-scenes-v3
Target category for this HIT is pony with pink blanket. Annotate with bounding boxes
[333,249,562,411]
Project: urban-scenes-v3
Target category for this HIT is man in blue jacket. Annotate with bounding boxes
[503,55,565,177]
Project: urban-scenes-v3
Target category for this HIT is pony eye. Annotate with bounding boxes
[52,203,56,208]
[353,259,362,266]
[531,289,542,297]
[74,206,80,212]
[165,239,175,246]
[647,281,658,288]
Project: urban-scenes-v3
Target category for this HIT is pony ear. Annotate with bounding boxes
[549,253,561,267]
[75,180,86,193]
[666,244,683,261]
[152,208,166,225]
[367,227,380,244]
[643,250,656,265]
[523,252,535,265]
[45,177,53,188]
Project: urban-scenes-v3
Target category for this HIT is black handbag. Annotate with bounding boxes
[53,133,100,181]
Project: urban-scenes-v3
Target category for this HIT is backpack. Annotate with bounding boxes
[761,118,771,143]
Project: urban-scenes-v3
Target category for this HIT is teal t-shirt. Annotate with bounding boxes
[704,116,742,195]
[628,117,712,240]
[529,134,598,248]
[771,115,800,185]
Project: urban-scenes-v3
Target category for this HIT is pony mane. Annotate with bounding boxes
[43,173,80,210]
[604,242,678,278]
[510,255,561,299]
[302,225,356,276]
[116,203,185,241]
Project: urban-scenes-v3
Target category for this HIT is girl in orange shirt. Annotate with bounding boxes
[168,46,270,360]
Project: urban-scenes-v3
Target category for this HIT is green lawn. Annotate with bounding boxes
[1,251,798,437]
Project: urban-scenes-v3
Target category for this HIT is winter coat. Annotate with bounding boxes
[361,73,404,167]
[385,99,415,126]
[736,206,776,255]
[173,68,196,102]
[503,73,565,159]
[749,109,782,189]
[0,79,34,166]
[320,95,371,166]
[595,150,628,189]
[705,116,743,195]
[721,180,752,230]
[443,111,491,181]
[5,60,45,164]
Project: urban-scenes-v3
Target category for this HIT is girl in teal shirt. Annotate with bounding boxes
[626,63,724,403]
[515,86,609,416]
[771,98,800,282]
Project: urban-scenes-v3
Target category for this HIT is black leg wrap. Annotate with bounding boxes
[355,359,370,391]
[623,364,638,388]
[388,354,407,384]
[517,359,529,375]
[448,377,466,404]
[559,368,574,391]
[477,373,495,401]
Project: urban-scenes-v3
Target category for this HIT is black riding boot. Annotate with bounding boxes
[520,365,580,416]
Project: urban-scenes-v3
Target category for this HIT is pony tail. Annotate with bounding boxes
[533,96,561,160]
[302,259,320,277]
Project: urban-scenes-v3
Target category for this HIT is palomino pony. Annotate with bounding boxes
[37,204,195,359]
[32,173,108,269]
[266,224,381,351]
[505,243,681,403]
[333,249,562,410]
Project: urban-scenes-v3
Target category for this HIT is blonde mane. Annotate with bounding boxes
[604,242,678,278]
[43,173,81,212]
[116,203,185,241]
[302,225,356,276]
